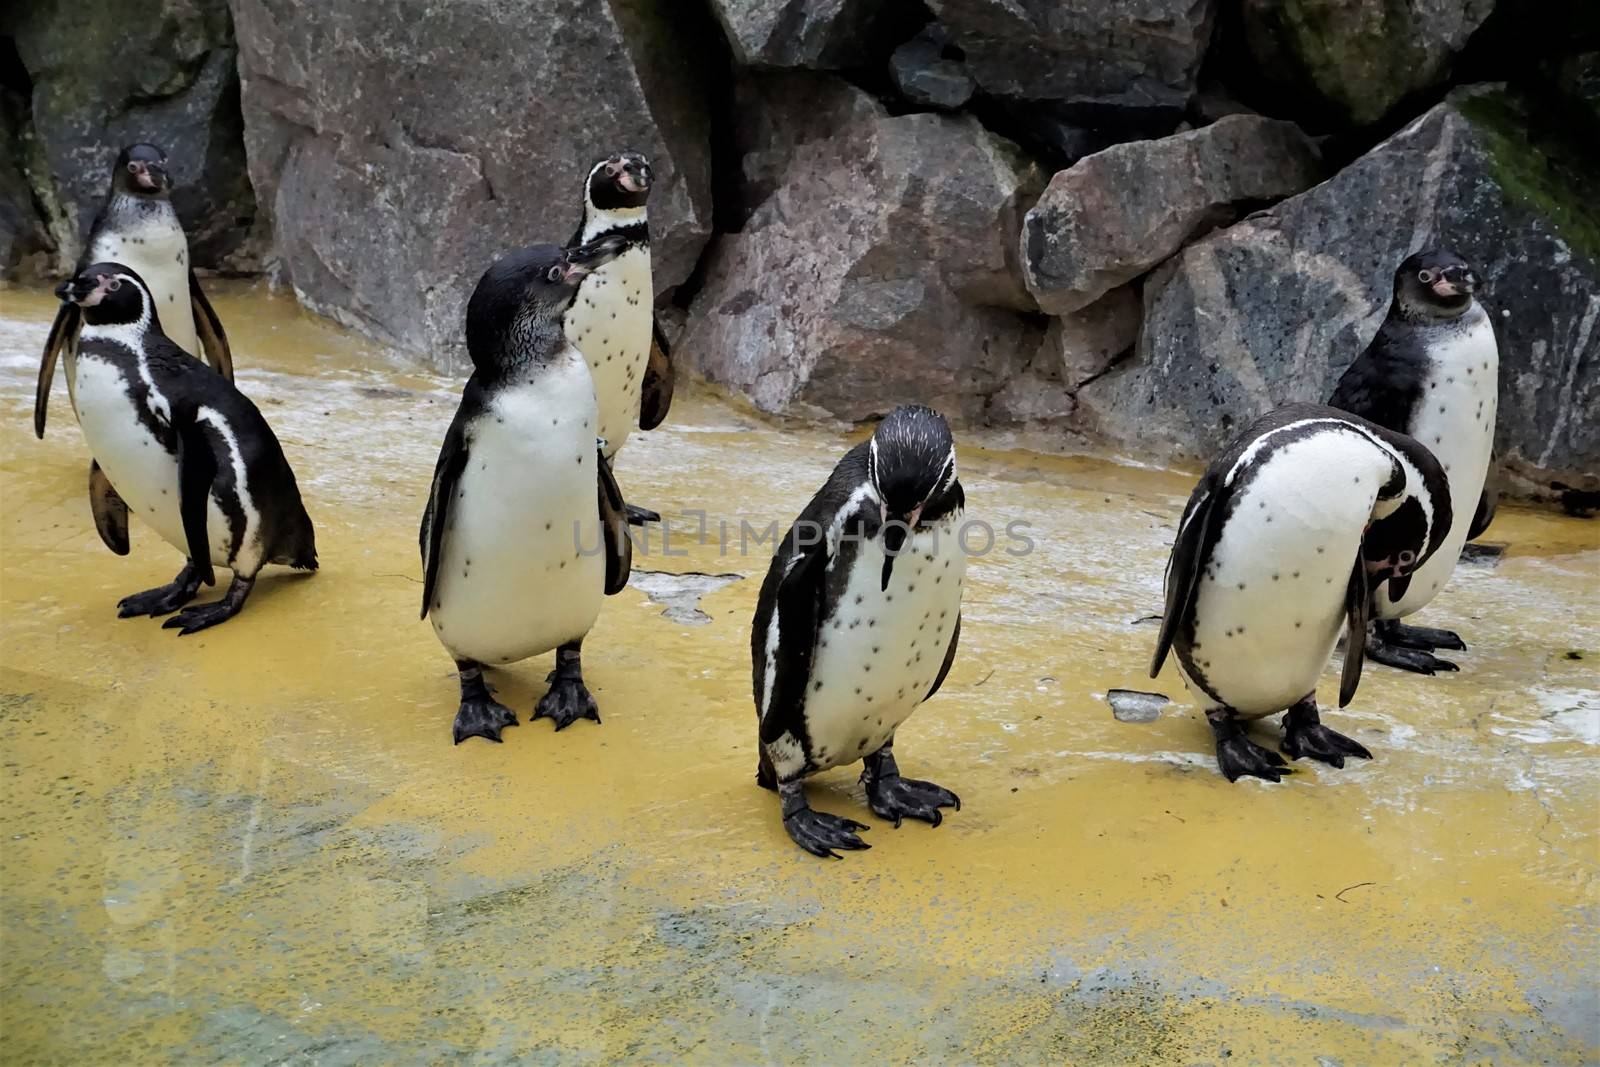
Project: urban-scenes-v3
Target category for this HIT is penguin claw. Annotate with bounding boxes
[1366,640,1460,675]
[533,677,601,730]
[117,582,199,618]
[452,697,519,744]
[162,599,242,635]
[1383,621,1467,652]
[864,775,962,829]
[784,808,871,859]
[1283,723,1373,767]
[1215,736,1293,783]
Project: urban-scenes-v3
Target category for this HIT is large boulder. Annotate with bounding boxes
[1238,0,1496,127]
[0,89,50,280]
[230,0,713,366]
[1021,115,1324,315]
[681,74,1044,421]
[924,0,1216,118]
[709,0,923,69]
[989,286,1142,424]
[1077,88,1600,499]
[4,0,254,272]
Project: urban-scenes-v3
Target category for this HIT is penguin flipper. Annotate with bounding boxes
[1339,557,1369,708]
[1468,480,1497,542]
[88,460,130,556]
[638,318,674,431]
[597,448,632,595]
[419,420,470,620]
[189,270,234,382]
[175,415,219,587]
[1150,482,1218,678]
[758,539,829,747]
[35,302,80,439]
[923,612,961,702]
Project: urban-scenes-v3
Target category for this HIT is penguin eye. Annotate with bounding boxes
[106,277,122,292]
[126,162,139,174]
[1398,549,1416,566]
[1417,269,1435,284]
[546,265,564,283]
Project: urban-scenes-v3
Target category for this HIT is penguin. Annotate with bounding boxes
[420,236,635,745]
[1329,248,1499,674]
[1149,404,1455,783]
[564,151,675,524]
[47,264,316,633]
[752,405,966,858]
[35,144,235,544]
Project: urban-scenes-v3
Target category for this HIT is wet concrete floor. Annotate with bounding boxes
[1,282,1597,1063]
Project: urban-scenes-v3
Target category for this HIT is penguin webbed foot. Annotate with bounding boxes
[863,773,961,829]
[117,564,203,618]
[452,696,519,744]
[160,576,253,635]
[1282,722,1372,768]
[1365,632,1459,675]
[1214,735,1292,783]
[784,806,871,859]
[624,503,661,526]
[1383,621,1466,652]
[533,673,600,730]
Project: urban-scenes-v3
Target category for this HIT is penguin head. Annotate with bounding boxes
[112,144,172,198]
[1393,249,1479,319]
[465,237,627,371]
[869,405,958,589]
[56,262,153,327]
[1360,430,1455,601]
[585,152,653,212]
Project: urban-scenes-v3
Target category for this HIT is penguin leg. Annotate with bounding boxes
[860,739,961,828]
[1380,619,1467,652]
[533,640,601,730]
[1365,621,1460,675]
[1207,708,1292,783]
[1280,694,1373,769]
[451,659,518,744]
[117,559,204,618]
[779,779,870,859]
[163,575,255,635]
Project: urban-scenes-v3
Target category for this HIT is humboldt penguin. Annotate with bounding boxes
[1330,248,1499,674]
[1150,404,1454,782]
[753,405,966,858]
[420,236,634,745]
[565,151,674,524]
[49,264,316,632]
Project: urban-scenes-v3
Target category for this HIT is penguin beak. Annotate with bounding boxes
[619,165,651,193]
[1387,573,1413,602]
[1433,265,1477,298]
[566,234,627,278]
[55,276,98,305]
[878,505,922,591]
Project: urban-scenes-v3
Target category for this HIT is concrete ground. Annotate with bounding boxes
[2,283,1597,1064]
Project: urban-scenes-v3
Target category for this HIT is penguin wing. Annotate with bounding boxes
[1149,477,1220,678]
[757,535,830,746]
[1339,556,1369,707]
[189,270,235,382]
[419,411,471,620]
[1328,321,1427,434]
[923,613,962,702]
[596,446,632,595]
[174,411,220,586]
[89,460,131,555]
[639,318,674,431]
[35,302,80,438]
[1468,480,1497,541]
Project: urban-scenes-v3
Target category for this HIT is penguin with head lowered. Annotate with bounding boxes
[1150,405,1453,782]
[420,236,635,745]
[47,264,316,632]
[565,151,675,524]
[36,144,235,542]
[1329,249,1498,674]
[752,405,966,858]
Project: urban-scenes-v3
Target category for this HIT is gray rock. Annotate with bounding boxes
[1239,0,1496,126]
[925,0,1215,117]
[709,0,922,69]
[1022,116,1324,315]
[0,90,50,280]
[230,0,713,366]
[1108,689,1170,723]
[681,74,1044,421]
[889,25,975,111]
[1077,89,1600,500]
[989,286,1139,424]
[6,0,253,272]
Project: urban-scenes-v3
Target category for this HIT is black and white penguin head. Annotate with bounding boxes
[56,262,154,329]
[868,405,959,587]
[111,144,172,198]
[1361,431,1455,600]
[584,152,653,213]
[465,236,627,373]
[1393,248,1479,320]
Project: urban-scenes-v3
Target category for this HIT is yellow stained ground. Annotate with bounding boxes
[1,282,1596,1064]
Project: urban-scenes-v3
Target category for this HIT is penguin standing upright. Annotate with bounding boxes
[1329,248,1499,674]
[46,264,316,632]
[420,236,635,745]
[564,151,675,523]
[752,405,966,858]
[1149,405,1454,782]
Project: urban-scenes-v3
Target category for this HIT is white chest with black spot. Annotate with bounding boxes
[88,206,197,358]
[1379,305,1498,619]
[1179,432,1389,718]
[428,350,606,666]
[564,242,652,459]
[800,514,966,772]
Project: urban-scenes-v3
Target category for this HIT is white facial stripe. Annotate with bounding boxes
[927,446,958,505]
[868,437,880,496]
[829,481,881,556]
